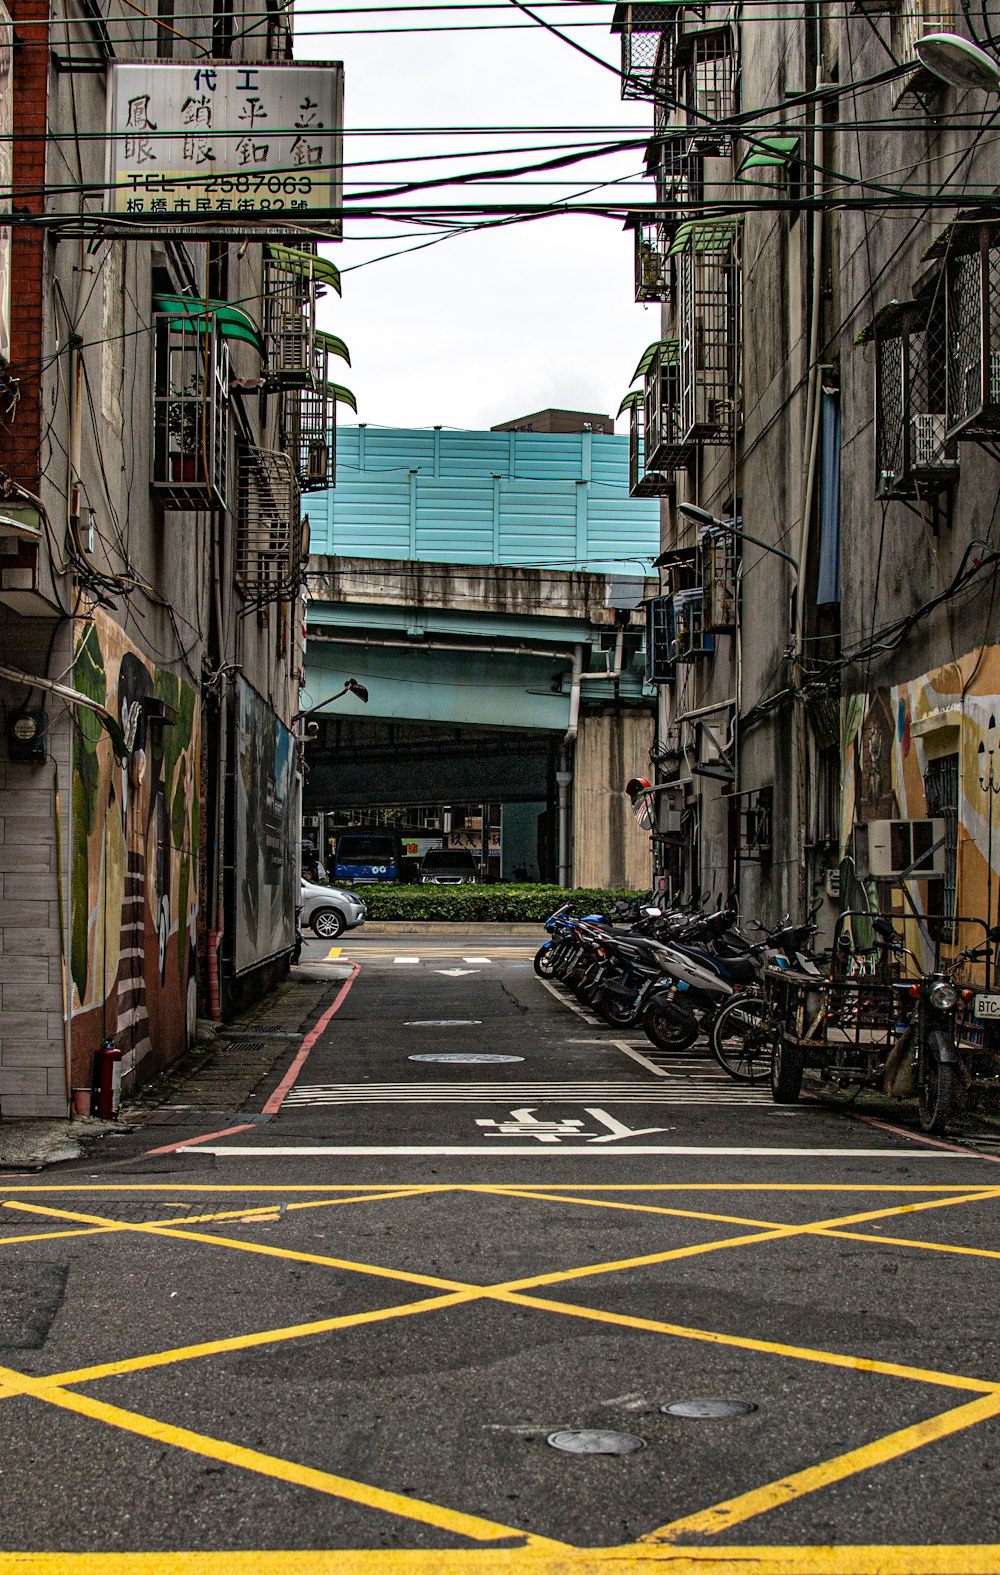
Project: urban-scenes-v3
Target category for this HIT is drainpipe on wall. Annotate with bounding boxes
[557,644,584,887]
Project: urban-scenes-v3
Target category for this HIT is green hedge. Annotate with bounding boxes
[357,883,646,923]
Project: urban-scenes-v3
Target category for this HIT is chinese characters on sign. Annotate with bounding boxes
[107,62,343,226]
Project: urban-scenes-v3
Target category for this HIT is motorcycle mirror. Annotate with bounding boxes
[989,925,1000,944]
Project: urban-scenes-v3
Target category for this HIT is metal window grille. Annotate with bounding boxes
[680,31,735,153]
[645,340,694,469]
[281,336,339,491]
[677,226,740,444]
[924,753,958,941]
[672,586,713,660]
[653,143,703,222]
[634,219,672,304]
[617,4,680,99]
[699,525,738,630]
[264,253,317,387]
[151,313,229,510]
[627,395,676,497]
[947,226,1000,439]
[644,595,677,684]
[741,786,773,863]
[235,447,301,603]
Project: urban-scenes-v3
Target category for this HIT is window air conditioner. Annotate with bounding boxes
[863,818,947,879]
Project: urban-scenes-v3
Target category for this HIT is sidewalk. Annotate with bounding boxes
[358,921,540,935]
[0,964,350,1170]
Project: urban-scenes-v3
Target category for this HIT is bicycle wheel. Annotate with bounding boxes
[711,994,772,1082]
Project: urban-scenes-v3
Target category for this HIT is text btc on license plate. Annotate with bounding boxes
[974,993,1000,1021]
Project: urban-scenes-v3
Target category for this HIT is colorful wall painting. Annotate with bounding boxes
[71,611,199,1084]
[840,647,1000,970]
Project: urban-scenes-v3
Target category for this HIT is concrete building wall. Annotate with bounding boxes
[573,710,654,890]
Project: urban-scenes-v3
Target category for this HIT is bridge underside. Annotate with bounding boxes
[303,720,560,811]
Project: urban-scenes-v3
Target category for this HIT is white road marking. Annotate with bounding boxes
[463,956,493,964]
[393,957,420,964]
[538,977,601,1023]
[180,1145,975,1158]
[437,968,480,977]
[280,1081,771,1106]
[404,1020,483,1026]
[613,1039,670,1078]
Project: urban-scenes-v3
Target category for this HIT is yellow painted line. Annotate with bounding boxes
[8,1197,999,1403]
[646,1391,1000,1542]
[819,1226,1000,1263]
[470,1185,786,1231]
[39,1289,484,1389]
[2,1549,1000,1573]
[0,1182,988,1193]
[496,1289,999,1395]
[491,1189,1000,1297]
[325,946,343,958]
[161,1186,451,1228]
[0,1224,124,1247]
[1,1201,471,1294]
[0,1362,561,1550]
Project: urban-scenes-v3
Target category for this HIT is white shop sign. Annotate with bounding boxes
[106,61,343,227]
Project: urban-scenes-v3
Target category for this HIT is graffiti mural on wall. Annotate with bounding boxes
[71,611,199,1083]
[841,649,1000,951]
[234,676,295,974]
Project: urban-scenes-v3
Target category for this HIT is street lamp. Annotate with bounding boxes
[292,678,369,732]
[675,503,800,582]
[979,713,1000,985]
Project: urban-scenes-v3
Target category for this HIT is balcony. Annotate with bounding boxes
[235,447,301,604]
[281,332,355,492]
[620,389,677,497]
[643,340,695,470]
[151,309,230,511]
[870,298,957,495]
[644,595,677,684]
[264,245,341,389]
[633,217,672,304]
[672,586,713,660]
[673,219,741,445]
[611,2,680,100]
[674,28,736,154]
[699,525,738,630]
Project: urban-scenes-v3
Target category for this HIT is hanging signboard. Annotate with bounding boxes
[106,61,343,233]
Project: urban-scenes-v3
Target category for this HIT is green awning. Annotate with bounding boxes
[618,390,643,417]
[153,294,265,358]
[330,384,357,413]
[266,243,342,295]
[737,135,800,178]
[668,219,739,258]
[631,339,679,383]
[632,340,666,381]
[316,330,351,366]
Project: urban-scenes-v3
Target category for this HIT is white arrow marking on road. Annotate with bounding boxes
[436,968,480,976]
[583,1107,670,1143]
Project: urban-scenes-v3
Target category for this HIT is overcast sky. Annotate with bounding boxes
[297,2,657,431]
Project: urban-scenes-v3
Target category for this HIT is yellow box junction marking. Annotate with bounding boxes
[0,1181,1000,1557]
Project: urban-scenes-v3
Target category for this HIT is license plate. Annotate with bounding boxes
[974,993,1000,1021]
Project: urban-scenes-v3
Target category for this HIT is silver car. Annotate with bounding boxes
[299,880,367,940]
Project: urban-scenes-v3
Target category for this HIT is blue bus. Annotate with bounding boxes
[331,830,402,884]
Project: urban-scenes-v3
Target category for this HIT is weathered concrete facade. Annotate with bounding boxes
[0,1,340,1114]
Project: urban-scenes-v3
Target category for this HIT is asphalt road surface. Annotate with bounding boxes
[3,931,1000,1574]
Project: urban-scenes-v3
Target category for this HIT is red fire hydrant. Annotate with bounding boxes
[93,1038,124,1120]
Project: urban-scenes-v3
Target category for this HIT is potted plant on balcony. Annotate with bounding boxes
[167,373,205,484]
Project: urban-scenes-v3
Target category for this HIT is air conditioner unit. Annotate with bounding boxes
[306,441,329,483]
[864,818,947,879]
[910,413,952,470]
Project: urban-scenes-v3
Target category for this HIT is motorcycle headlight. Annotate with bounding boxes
[928,980,958,1012]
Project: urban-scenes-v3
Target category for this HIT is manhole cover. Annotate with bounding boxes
[408,1053,524,1064]
[662,1399,757,1419]
[546,1430,645,1455]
